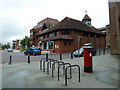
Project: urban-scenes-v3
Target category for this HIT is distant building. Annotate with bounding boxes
[98,25,110,48]
[109,1,120,55]
[0,43,2,50]
[29,15,106,53]
[30,17,59,48]
[12,40,21,49]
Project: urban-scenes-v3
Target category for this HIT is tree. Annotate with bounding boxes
[20,36,30,49]
[2,43,10,49]
[6,43,10,48]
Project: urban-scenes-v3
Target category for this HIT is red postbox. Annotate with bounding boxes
[83,46,93,73]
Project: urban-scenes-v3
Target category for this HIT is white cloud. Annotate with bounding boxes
[1,0,109,44]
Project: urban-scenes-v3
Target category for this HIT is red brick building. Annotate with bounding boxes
[109,1,120,55]
[98,24,110,48]
[30,17,59,47]
[30,15,106,53]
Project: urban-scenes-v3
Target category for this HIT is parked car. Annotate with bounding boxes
[24,48,42,55]
[73,43,97,57]
[7,48,13,52]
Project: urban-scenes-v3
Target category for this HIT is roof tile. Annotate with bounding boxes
[38,17,105,35]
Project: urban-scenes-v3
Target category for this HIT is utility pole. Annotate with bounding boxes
[78,36,81,57]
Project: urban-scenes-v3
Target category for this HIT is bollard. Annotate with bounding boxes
[99,48,101,55]
[71,52,73,59]
[28,54,30,63]
[46,53,48,61]
[9,56,12,65]
[60,53,62,60]
[103,48,105,54]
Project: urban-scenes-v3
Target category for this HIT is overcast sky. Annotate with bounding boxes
[1,0,109,45]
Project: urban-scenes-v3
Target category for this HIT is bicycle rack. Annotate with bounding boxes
[40,58,46,70]
[40,58,81,86]
[47,59,58,74]
[43,58,52,72]
[58,63,72,81]
[52,60,64,77]
[65,65,80,86]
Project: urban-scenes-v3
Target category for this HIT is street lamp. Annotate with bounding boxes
[78,36,82,57]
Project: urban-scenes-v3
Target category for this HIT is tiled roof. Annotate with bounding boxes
[82,14,91,20]
[40,36,73,41]
[38,17,105,35]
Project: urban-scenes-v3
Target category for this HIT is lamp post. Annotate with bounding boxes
[78,36,82,57]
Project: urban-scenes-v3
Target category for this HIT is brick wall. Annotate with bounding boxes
[109,2,120,55]
[53,30,106,53]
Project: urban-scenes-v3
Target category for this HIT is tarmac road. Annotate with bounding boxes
[1,50,72,64]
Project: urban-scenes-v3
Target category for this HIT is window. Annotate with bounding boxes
[61,31,70,35]
[55,31,59,36]
[64,41,67,45]
[83,32,88,36]
[49,33,54,38]
[42,23,47,30]
[39,30,42,33]
[43,42,47,49]
[33,32,36,35]
[55,31,58,36]
[40,36,43,39]
[48,41,54,49]
[90,33,95,37]
[43,35,45,38]
[30,32,33,35]
[39,23,43,27]
[68,41,71,45]
[37,37,39,40]
[84,20,91,25]
[96,35,100,38]
[43,41,54,50]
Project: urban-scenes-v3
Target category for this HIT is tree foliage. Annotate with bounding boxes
[20,36,30,49]
[2,43,10,49]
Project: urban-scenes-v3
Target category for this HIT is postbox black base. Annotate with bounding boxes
[84,66,92,73]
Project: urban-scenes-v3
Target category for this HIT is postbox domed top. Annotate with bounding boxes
[83,46,93,49]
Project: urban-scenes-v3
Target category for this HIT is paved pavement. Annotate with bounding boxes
[1,53,120,88]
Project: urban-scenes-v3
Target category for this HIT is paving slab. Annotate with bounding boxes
[2,54,119,88]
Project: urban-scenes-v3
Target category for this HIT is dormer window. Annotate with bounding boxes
[30,32,33,35]
[42,23,47,30]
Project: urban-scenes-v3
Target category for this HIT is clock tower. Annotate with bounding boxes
[82,11,91,25]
